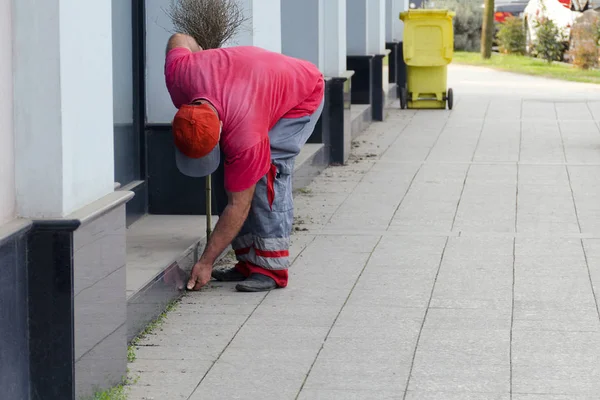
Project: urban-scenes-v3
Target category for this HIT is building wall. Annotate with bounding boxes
[368,0,387,54]
[59,0,115,215]
[13,0,114,218]
[281,0,323,69]
[346,0,368,55]
[322,0,347,76]
[387,0,407,42]
[248,0,282,53]
[0,0,15,225]
[146,0,177,124]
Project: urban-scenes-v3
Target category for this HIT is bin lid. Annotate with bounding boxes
[401,9,455,66]
[400,9,455,21]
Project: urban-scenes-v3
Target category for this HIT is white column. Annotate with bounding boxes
[13,0,115,218]
[281,0,323,70]
[0,0,15,224]
[227,0,282,52]
[322,0,347,76]
[367,0,387,54]
[146,0,177,124]
[346,0,368,55]
[386,0,408,42]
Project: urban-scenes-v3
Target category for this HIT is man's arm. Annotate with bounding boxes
[186,184,255,290]
[165,33,202,56]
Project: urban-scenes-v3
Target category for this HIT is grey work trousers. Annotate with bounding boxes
[212,98,324,272]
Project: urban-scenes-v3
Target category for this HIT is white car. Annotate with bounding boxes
[523,0,586,51]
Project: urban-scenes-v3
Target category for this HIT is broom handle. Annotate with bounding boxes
[206,174,212,238]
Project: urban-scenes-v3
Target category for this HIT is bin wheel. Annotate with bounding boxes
[400,87,408,110]
[447,88,454,110]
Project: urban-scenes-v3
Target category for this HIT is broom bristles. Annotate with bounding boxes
[165,0,250,49]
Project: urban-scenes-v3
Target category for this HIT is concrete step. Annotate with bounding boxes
[350,104,372,140]
[125,142,328,342]
[387,83,398,106]
[293,143,327,190]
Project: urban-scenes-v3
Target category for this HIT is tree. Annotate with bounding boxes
[481,0,495,58]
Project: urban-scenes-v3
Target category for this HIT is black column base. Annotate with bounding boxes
[386,42,400,85]
[27,220,80,400]
[2,221,80,400]
[328,76,353,165]
[371,54,387,121]
[346,55,374,105]
[146,125,224,215]
[397,42,407,97]
[1,223,32,400]
[307,79,331,153]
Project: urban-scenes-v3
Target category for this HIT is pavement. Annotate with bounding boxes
[126,65,600,400]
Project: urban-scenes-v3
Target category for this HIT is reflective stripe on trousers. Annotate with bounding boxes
[225,97,325,271]
[231,157,295,270]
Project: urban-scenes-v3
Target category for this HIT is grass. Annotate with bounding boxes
[453,51,600,84]
[295,187,312,195]
[83,375,139,400]
[88,248,234,399]
[85,298,183,399]
[128,298,182,362]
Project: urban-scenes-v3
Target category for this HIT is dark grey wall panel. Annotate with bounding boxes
[0,226,31,400]
[73,205,128,399]
[27,221,79,400]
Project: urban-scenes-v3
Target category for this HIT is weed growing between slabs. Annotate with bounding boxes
[85,298,181,399]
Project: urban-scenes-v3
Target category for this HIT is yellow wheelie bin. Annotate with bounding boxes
[399,9,455,110]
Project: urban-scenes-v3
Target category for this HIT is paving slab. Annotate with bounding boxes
[127,65,600,399]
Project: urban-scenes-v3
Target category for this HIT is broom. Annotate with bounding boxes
[165,0,249,238]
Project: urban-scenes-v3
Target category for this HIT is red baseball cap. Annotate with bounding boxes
[172,103,221,177]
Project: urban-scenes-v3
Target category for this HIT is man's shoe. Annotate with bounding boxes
[235,273,277,292]
[211,267,247,282]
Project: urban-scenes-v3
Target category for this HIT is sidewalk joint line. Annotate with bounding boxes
[321,166,375,227]
[385,165,422,231]
[518,98,523,164]
[584,101,600,135]
[451,100,489,232]
[469,99,491,162]
[186,234,318,399]
[515,162,519,238]
[510,237,516,400]
[554,102,569,165]
[293,235,384,400]
[387,114,451,229]
[554,106,600,335]
[450,164,471,232]
[516,99,522,234]
[580,240,600,340]
[402,236,450,400]
[423,116,451,163]
[324,110,416,229]
[185,295,269,399]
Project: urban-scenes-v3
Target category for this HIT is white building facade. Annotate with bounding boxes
[0,0,406,398]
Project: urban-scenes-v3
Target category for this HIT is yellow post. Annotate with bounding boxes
[481,0,495,59]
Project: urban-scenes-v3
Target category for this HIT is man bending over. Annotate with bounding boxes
[164,33,324,292]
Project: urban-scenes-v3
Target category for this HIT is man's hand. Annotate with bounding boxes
[186,184,256,291]
[187,261,213,291]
